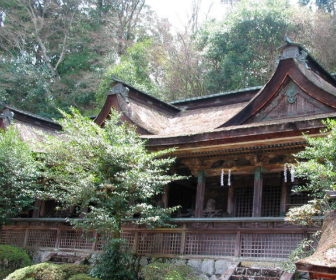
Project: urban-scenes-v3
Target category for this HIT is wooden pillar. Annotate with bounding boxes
[280,175,288,217]
[162,185,170,208]
[32,199,42,218]
[195,170,206,218]
[40,200,46,217]
[227,185,234,217]
[79,207,89,218]
[252,166,263,217]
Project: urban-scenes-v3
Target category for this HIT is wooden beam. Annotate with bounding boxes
[195,170,206,218]
[252,166,263,217]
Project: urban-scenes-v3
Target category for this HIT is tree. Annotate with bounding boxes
[286,119,336,226]
[0,125,38,226]
[97,16,208,104]
[37,108,183,237]
[0,0,80,79]
[196,0,300,93]
[299,0,336,16]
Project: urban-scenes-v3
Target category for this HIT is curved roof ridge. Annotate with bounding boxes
[170,86,263,105]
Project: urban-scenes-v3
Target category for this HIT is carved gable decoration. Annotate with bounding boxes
[245,79,334,124]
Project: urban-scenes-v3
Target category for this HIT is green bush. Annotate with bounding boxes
[5,263,93,280]
[142,262,197,280]
[90,239,139,280]
[58,264,90,278]
[68,274,100,280]
[0,245,32,279]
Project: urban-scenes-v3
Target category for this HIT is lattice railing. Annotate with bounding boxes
[1,217,321,259]
[95,232,135,252]
[59,231,95,250]
[0,229,26,247]
[185,233,235,256]
[27,230,58,248]
[240,233,303,258]
[138,233,181,255]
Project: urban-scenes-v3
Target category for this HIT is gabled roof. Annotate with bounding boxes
[219,58,336,128]
[95,41,336,150]
[0,104,62,143]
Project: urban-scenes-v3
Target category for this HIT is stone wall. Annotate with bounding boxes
[139,257,283,280]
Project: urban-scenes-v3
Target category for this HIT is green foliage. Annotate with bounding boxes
[0,56,60,119]
[299,0,336,15]
[5,263,92,280]
[142,262,197,280]
[197,0,301,93]
[286,119,336,225]
[37,108,184,236]
[58,264,91,279]
[90,239,138,280]
[281,235,319,273]
[0,125,38,225]
[0,245,32,279]
[69,274,100,280]
[96,39,161,106]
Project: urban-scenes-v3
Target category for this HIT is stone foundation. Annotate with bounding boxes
[139,257,284,280]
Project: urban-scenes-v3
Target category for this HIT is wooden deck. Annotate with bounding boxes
[1,217,322,260]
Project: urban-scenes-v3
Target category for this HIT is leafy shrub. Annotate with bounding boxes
[58,264,90,278]
[90,239,139,280]
[142,262,197,280]
[281,235,319,273]
[5,262,92,280]
[0,245,32,279]
[68,274,100,280]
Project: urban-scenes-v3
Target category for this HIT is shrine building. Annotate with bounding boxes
[1,40,335,264]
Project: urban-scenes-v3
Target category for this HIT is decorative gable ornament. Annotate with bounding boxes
[111,82,130,103]
[285,83,298,104]
[0,109,14,125]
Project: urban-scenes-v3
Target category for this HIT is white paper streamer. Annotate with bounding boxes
[228,169,231,186]
[291,164,295,183]
[221,169,224,186]
[284,163,287,183]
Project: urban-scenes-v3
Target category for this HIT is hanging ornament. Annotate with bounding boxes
[228,169,231,186]
[284,163,287,183]
[221,169,224,186]
[291,164,295,183]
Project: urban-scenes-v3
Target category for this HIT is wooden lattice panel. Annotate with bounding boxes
[138,233,181,255]
[240,233,303,258]
[0,230,25,247]
[44,200,69,218]
[59,231,94,250]
[26,230,57,248]
[185,233,236,256]
[261,185,281,217]
[290,191,309,205]
[235,187,253,217]
[95,233,114,251]
[121,232,135,251]
[95,232,135,252]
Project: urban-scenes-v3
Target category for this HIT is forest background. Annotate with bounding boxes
[1,0,336,119]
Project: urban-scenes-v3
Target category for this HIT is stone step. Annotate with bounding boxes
[43,252,90,264]
[231,276,280,280]
[234,267,282,278]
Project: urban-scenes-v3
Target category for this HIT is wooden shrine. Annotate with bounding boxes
[1,40,336,261]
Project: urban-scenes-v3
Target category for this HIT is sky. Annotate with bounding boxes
[145,0,229,31]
